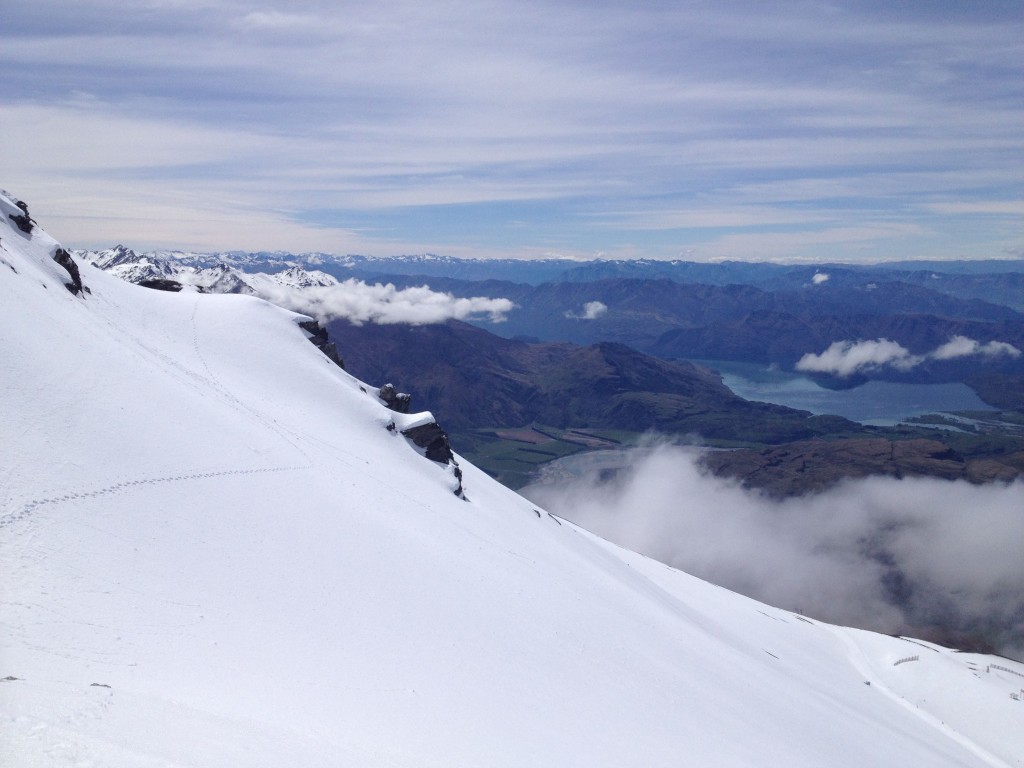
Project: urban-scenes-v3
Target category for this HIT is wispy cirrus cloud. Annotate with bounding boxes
[1,1,1021,260]
[926,201,1024,216]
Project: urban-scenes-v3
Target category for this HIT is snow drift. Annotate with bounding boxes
[2,190,1022,767]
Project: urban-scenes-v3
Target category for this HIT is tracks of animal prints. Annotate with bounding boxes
[0,465,306,530]
[2,298,321,532]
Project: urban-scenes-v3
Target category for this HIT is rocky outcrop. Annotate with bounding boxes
[8,200,33,234]
[137,278,185,292]
[402,421,456,463]
[400,420,465,498]
[297,319,345,369]
[378,383,411,413]
[52,248,86,295]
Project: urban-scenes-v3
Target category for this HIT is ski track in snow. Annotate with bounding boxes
[188,297,314,466]
[824,625,1014,768]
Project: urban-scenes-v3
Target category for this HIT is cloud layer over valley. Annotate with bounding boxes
[797,335,1021,377]
[253,279,514,326]
[525,443,1024,657]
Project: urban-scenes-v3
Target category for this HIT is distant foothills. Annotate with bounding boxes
[80,245,1024,494]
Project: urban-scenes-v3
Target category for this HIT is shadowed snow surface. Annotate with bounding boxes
[2,191,1022,767]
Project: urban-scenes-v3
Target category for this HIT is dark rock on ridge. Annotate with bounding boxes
[8,200,33,234]
[400,421,465,498]
[402,421,456,464]
[2,197,86,296]
[8,213,33,234]
[378,383,411,413]
[138,278,185,292]
[297,319,345,369]
[52,247,86,296]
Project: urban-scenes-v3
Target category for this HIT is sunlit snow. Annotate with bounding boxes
[2,190,1022,767]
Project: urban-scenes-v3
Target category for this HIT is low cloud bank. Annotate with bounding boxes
[565,300,608,320]
[524,443,1024,657]
[932,336,1020,361]
[255,279,515,325]
[797,335,1021,377]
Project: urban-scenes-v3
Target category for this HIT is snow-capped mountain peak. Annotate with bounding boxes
[272,264,339,288]
[83,243,141,269]
[78,243,181,285]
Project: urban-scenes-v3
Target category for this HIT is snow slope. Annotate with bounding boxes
[2,191,1022,767]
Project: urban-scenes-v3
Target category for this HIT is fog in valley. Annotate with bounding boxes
[525,442,1024,658]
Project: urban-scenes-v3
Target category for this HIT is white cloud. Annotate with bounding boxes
[932,335,1021,361]
[811,272,829,284]
[236,11,322,32]
[524,443,1024,656]
[796,339,918,377]
[565,300,608,320]
[252,279,515,325]
[797,335,1021,377]
[927,200,1024,216]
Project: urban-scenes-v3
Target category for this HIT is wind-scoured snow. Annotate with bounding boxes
[3,191,1022,767]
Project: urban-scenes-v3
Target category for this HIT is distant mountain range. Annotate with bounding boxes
[80,245,1024,493]
[83,246,1024,386]
[343,272,1024,384]
[326,318,859,437]
[77,244,1024,300]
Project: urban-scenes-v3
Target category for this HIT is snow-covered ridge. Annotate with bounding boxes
[5,192,1023,767]
[76,248,505,274]
[78,246,515,326]
[79,245,339,291]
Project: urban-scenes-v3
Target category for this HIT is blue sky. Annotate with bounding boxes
[2,0,1021,261]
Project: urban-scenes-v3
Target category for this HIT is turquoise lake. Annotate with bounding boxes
[700,360,997,426]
